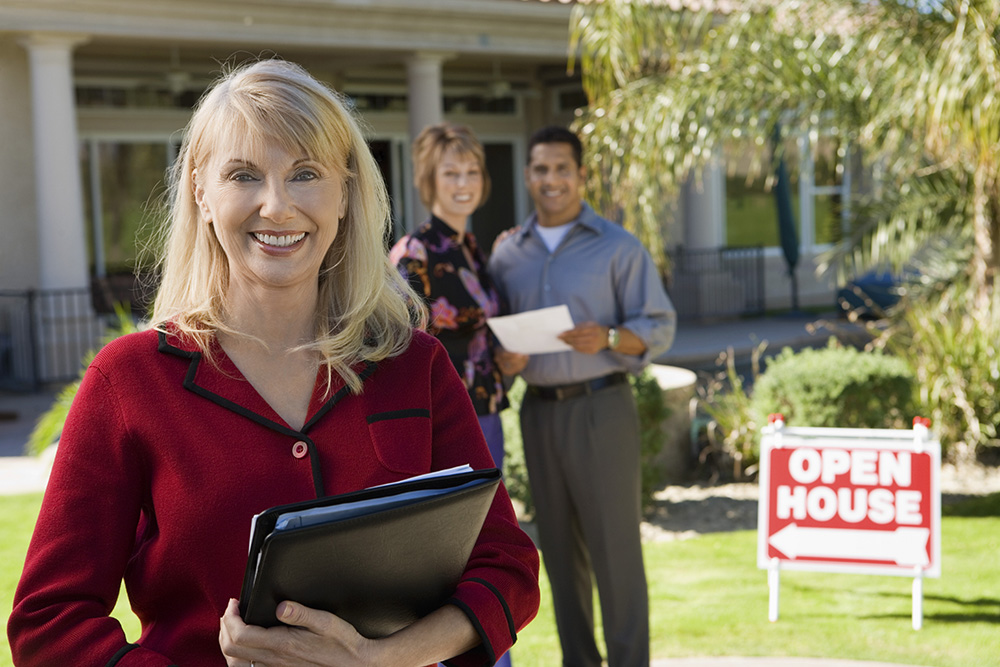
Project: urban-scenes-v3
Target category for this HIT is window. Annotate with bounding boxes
[723,136,796,248]
[80,140,172,276]
[811,134,848,246]
[76,85,202,109]
[722,130,852,250]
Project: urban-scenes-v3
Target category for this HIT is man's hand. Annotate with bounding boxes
[557,322,609,355]
[558,322,647,356]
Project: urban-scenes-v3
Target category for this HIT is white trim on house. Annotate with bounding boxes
[0,0,577,293]
[0,0,852,315]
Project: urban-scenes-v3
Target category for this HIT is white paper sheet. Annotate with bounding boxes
[486,305,574,355]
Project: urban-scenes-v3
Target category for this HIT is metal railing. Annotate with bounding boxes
[0,253,762,389]
[666,246,766,321]
[0,288,108,391]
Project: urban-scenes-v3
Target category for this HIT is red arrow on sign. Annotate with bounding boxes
[769,523,930,566]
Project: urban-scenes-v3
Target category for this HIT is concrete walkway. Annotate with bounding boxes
[0,387,59,493]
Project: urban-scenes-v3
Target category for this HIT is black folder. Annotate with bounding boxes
[238,467,501,637]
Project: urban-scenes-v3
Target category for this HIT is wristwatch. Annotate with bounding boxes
[607,326,620,351]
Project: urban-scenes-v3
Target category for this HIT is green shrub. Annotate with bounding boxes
[629,369,671,508]
[699,344,765,480]
[700,340,916,480]
[501,377,532,515]
[752,340,915,430]
[502,369,671,516]
[879,289,1000,461]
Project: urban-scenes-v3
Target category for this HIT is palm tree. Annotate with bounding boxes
[569,0,1000,308]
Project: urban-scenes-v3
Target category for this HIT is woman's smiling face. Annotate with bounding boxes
[431,147,484,230]
[194,140,347,296]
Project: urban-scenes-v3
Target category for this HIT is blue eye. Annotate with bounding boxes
[231,171,256,182]
[293,170,318,181]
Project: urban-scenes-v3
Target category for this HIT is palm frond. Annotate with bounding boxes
[571,0,1000,295]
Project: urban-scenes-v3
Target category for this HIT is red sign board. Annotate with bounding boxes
[758,423,940,577]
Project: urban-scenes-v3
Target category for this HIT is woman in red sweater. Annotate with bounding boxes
[8,59,539,667]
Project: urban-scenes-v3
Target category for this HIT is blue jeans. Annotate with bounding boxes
[478,413,505,472]
[464,413,511,667]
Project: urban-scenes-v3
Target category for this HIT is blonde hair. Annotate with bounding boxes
[150,59,426,393]
[412,122,491,211]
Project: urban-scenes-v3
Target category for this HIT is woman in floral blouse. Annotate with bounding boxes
[390,122,509,493]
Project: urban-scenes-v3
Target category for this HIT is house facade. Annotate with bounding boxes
[0,0,845,386]
[0,0,589,290]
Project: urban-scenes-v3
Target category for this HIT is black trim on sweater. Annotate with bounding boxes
[467,577,517,645]
[157,330,380,498]
[104,643,139,667]
[306,361,377,431]
[443,596,495,667]
[365,407,431,424]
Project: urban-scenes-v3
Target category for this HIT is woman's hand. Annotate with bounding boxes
[494,347,529,377]
[221,599,479,667]
[491,226,521,254]
[220,598,377,667]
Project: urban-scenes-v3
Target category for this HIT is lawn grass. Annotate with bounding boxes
[3,492,999,667]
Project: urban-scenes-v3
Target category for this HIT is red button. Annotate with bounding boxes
[292,441,308,459]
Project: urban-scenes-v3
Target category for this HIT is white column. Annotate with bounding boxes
[19,32,90,290]
[681,157,726,249]
[405,52,450,226]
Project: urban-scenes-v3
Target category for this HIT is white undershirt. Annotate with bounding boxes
[534,222,576,252]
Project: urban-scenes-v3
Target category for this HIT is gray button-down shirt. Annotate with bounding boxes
[487,202,676,386]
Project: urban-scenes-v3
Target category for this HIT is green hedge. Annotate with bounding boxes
[881,289,1000,460]
[752,341,915,430]
[701,340,916,479]
[500,378,532,514]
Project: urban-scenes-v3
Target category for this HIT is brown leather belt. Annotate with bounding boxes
[526,372,628,401]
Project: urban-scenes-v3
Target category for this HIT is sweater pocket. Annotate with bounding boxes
[366,408,432,475]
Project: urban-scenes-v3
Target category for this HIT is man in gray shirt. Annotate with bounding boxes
[488,126,675,667]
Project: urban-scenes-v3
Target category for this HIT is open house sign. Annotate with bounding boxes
[757,417,940,629]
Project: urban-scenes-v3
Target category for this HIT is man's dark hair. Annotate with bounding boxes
[527,126,583,168]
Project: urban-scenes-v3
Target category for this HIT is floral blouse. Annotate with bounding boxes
[390,215,507,416]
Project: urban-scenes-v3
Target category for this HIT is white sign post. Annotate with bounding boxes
[758,416,941,630]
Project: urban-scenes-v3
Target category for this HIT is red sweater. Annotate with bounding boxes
[8,328,539,666]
